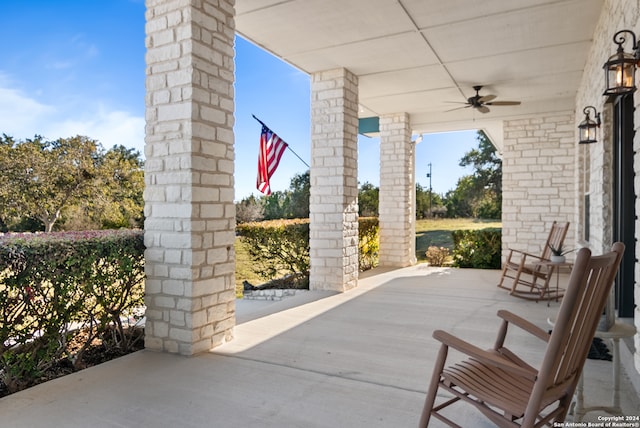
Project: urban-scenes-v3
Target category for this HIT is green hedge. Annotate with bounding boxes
[236,217,380,283]
[358,217,379,271]
[0,230,145,392]
[451,229,502,269]
[236,219,310,282]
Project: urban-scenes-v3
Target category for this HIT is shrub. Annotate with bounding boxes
[451,228,501,269]
[0,230,145,392]
[358,217,379,271]
[236,218,380,285]
[236,219,310,281]
[425,246,450,266]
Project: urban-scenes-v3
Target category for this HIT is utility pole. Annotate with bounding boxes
[426,163,432,217]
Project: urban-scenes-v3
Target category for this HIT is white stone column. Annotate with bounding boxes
[309,68,359,292]
[144,0,236,355]
[379,113,416,267]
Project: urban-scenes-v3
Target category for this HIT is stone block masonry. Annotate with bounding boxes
[144,0,236,356]
[243,289,307,301]
[379,113,416,267]
[309,68,359,292]
[577,0,640,373]
[502,112,575,260]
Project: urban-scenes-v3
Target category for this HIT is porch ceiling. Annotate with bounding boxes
[235,0,604,151]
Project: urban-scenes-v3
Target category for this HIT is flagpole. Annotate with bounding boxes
[284,145,310,169]
[252,114,310,169]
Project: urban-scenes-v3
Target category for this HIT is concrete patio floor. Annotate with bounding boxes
[1,265,638,427]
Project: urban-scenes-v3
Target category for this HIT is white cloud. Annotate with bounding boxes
[0,85,55,136]
[0,78,145,156]
[48,109,145,155]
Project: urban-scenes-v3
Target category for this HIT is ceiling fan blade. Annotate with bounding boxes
[485,101,521,106]
[444,86,519,113]
[445,105,471,112]
[478,94,496,103]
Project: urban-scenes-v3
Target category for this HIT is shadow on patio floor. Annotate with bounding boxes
[1,265,638,427]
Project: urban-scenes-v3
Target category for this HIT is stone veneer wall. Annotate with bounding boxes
[309,68,359,292]
[502,113,576,260]
[379,113,416,267]
[574,0,639,371]
[143,0,236,355]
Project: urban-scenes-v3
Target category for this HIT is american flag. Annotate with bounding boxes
[256,125,288,195]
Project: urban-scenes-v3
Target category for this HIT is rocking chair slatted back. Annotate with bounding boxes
[498,221,570,299]
[531,243,624,416]
[421,242,625,428]
[541,221,570,260]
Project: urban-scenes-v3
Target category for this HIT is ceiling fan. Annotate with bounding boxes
[447,85,521,114]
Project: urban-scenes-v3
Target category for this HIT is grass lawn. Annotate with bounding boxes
[234,236,265,297]
[235,218,502,295]
[415,218,501,262]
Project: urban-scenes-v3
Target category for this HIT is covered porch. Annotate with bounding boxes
[1,267,638,426]
[142,0,639,372]
[137,0,640,422]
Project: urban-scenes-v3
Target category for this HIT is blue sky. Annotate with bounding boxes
[0,0,477,200]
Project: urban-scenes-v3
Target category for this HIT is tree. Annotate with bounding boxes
[0,135,16,231]
[262,191,288,220]
[358,182,379,217]
[236,195,264,223]
[287,170,310,219]
[445,176,475,218]
[0,136,145,232]
[98,145,145,229]
[445,131,502,219]
[0,135,101,232]
[459,131,502,197]
[416,184,445,218]
[242,170,310,220]
[60,145,145,230]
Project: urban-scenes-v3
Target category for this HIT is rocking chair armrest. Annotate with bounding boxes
[497,310,550,342]
[432,330,538,380]
[507,249,546,263]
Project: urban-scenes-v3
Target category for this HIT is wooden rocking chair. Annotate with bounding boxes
[419,242,624,428]
[497,221,570,299]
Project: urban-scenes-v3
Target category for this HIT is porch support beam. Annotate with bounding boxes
[143,0,236,355]
[309,68,359,292]
[379,113,416,267]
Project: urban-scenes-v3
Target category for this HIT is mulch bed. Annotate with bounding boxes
[0,328,144,398]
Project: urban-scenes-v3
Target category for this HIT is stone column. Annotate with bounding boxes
[309,68,359,292]
[144,0,236,355]
[379,113,416,267]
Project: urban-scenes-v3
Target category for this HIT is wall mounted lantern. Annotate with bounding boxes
[578,106,601,144]
[603,30,640,96]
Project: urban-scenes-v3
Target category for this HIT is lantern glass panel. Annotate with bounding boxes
[604,51,637,95]
[578,117,598,144]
